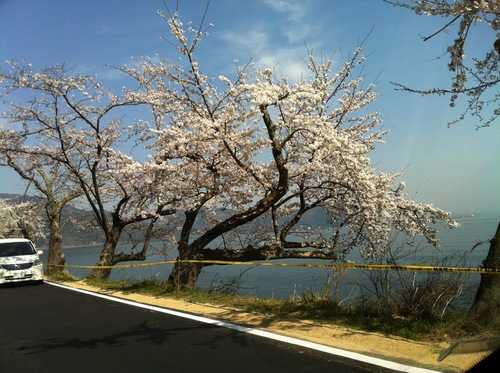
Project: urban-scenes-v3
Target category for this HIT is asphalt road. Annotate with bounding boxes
[0,282,405,373]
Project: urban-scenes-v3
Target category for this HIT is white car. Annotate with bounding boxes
[0,238,44,285]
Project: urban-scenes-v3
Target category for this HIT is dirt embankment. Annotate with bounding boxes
[57,280,488,372]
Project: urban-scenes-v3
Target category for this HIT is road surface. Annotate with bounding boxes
[1,282,417,372]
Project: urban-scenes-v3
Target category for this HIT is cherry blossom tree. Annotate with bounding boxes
[120,9,457,289]
[0,62,176,279]
[384,0,499,127]
[0,140,82,273]
[0,7,458,289]
[0,198,45,242]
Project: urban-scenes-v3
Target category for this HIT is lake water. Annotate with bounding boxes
[44,212,499,309]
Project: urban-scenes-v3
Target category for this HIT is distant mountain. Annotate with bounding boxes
[0,193,44,204]
[0,193,100,248]
[300,207,331,227]
[1,194,332,248]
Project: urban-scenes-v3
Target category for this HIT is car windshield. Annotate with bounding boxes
[0,242,36,257]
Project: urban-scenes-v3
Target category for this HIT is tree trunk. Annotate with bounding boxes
[167,259,204,290]
[86,241,116,279]
[167,247,204,290]
[46,219,65,274]
[466,221,500,333]
[46,203,66,274]
[86,226,122,280]
[85,218,157,280]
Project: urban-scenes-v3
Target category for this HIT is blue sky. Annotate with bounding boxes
[1,0,499,215]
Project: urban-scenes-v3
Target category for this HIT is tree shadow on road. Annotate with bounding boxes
[17,320,249,354]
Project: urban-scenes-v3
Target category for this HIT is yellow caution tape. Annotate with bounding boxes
[49,260,500,274]
[48,261,178,269]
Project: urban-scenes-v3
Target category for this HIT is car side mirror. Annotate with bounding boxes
[37,250,43,255]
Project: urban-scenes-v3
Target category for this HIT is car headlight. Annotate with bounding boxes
[33,259,42,266]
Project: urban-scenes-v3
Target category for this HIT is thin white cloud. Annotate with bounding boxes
[218,26,310,82]
[255,49,309,82]
[100,67,126,81]
[260,0,315,43]
[94,25,116,35]
[216,2,321,83]
[282,24,314,44]
[218,28,270,55]
[260,0,308,22]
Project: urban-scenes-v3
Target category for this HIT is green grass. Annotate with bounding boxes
[45,270,80,282]
[47,274,466,342]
